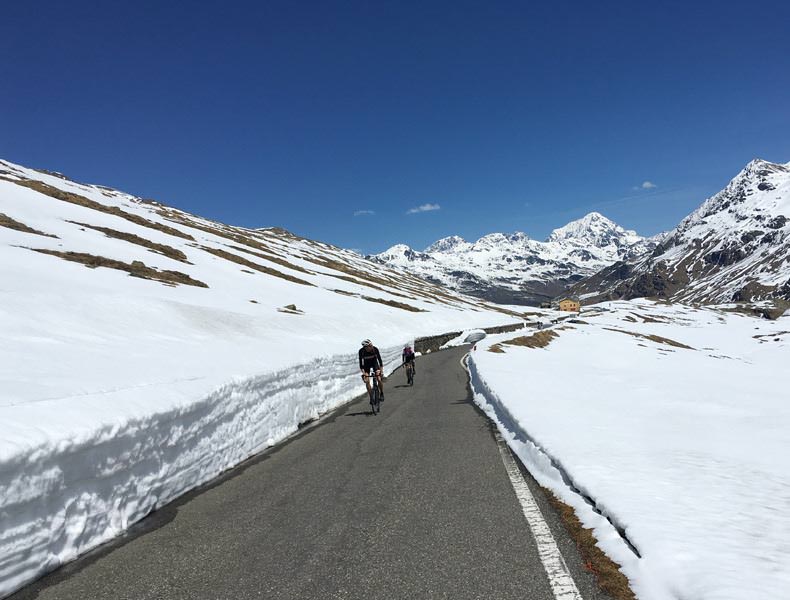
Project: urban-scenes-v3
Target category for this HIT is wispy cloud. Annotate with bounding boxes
[633,181,657,190]
[353,210,375,217]
[407,203,441,214]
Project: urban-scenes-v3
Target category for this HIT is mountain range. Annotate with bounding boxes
[372,212,660,304]
[374,159,790,313]
[569,159,790,312]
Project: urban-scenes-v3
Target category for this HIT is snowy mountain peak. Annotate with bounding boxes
[425,235,468,253]
[743,157,789,175]
[570,157,790,306]
[547,212,640,248]
[376,243,432,262]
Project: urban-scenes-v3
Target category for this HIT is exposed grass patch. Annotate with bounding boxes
[633,312,667,324]
[486,304,533,318]
[333,289,357,296]
[200,246,314,286]
[33,168,72,181]
[159,212,289,258]
[323,272,415,299]
[541,488,636,600]
[0,213,57,237]
[622,315,638,323]
[488,330,559,352]
[30,249,208,287]
[361,296,427,312]
[228,244,313,274]
[603,327,694,350]
[307,256,405,289]
[68,221,189,262]
[11,178,194,241]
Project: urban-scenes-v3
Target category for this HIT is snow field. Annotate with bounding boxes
[467,300,790,600]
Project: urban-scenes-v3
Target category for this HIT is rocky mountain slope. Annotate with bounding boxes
[373,212,658,305]
[569,159,790,311]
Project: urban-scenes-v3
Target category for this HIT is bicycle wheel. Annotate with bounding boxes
[370,383,380,414]
[407,366,413,385]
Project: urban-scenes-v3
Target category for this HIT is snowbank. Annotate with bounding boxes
[0,345,404,597]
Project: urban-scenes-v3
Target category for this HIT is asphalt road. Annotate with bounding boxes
[11,346,609,600]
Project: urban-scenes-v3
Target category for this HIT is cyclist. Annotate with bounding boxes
[359,339,384,400]
[402,345,416,382]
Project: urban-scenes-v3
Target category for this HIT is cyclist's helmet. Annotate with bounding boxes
[361,339,372,346]
[404,345,412,351]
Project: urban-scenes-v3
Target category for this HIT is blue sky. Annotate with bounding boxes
[2,1,789,254]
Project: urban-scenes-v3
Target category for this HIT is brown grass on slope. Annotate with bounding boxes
[542,489,636,600]
[9,178,194,241]
[0,213,58,238]
[227,244,313,274]
[199,246,314,286]
[68,221,189,262]
[361,296,427,312]
[603,327,694,350]
[488,330,559,352]
[31,249,208,287]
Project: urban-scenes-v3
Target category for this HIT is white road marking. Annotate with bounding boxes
[494,430,585,600]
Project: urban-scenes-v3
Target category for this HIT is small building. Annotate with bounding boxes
[558,298,581,312]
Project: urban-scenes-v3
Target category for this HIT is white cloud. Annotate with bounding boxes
[353,210,375,217]
[407,203,441,215]
[641,181,657,189]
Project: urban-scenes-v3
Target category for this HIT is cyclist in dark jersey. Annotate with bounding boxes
[359,339,384,400]
[402,345,416,384]
[402,345,415,370]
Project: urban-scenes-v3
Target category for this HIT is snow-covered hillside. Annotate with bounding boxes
[468,299,790,600]
[373,212,657,305]
[571,159,790,308]
[0,159,525,597]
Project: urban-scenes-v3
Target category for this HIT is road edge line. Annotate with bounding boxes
[493,429,585,600]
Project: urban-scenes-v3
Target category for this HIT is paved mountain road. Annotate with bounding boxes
[11,346,609,600]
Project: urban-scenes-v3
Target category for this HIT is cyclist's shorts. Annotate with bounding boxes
[362,359,380,372]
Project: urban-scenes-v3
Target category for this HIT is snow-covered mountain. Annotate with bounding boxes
[0,158,526,597]
[570,159,790,311]
[373,212,658,305]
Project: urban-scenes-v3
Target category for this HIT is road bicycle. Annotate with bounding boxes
[404,361,415,386]
[364,368,382,414]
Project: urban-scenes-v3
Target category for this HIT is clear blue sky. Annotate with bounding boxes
[2,1,789,254]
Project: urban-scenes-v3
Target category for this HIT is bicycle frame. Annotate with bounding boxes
[364,367,382,414]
